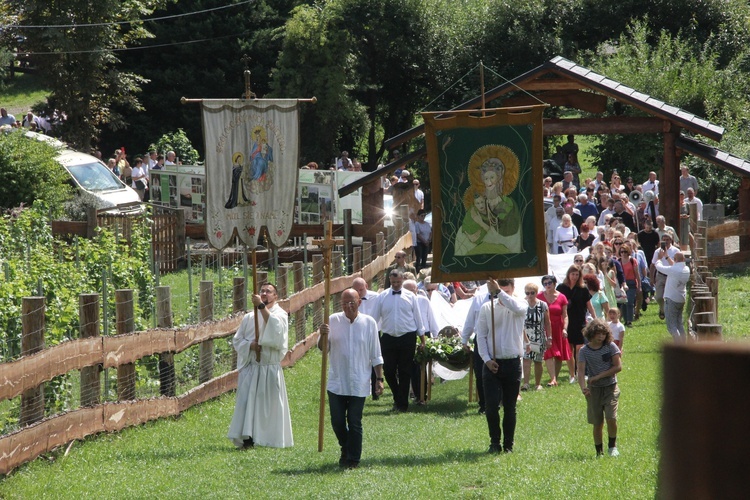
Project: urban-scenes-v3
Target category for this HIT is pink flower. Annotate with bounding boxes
[248,227,256,236]
[216,231,223,238]
[276,229,283,237]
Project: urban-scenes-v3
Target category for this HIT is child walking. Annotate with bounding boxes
[607,308,626,351]
[578,319,622,457]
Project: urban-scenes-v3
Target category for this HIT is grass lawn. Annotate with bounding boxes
[0,269,745,498]
[0,72,49,115]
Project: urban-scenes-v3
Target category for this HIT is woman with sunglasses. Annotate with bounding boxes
[557,265,597,384]
[538,275,568,387]
[617,243,641,326]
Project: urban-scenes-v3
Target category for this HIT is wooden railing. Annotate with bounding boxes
[0,231,412,475]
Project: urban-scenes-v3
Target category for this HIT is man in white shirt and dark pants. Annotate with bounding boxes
[476,278,527,453]
[320,288,384,469]
[655,251,691,342]
[352,277,381,399]
[372,269,425,412]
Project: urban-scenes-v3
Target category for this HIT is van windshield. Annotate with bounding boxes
[67,162,124,192]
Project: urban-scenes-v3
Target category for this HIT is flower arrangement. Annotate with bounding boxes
[414,335,471,369]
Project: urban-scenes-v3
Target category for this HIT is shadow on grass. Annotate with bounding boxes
[362,399,475,419]
[273,448,488,475]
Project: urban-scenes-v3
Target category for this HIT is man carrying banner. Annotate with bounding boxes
[319,289,384,468]
[228,283,293,449]
[476,278,527,453]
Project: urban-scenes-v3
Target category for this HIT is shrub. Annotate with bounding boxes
[0,129,72,210]
[150,129,201,165]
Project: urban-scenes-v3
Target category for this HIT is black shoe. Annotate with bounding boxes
[339,448,348,467]
[478,407,486,415]
[346,460,360,469]
[371,394,380,401]
[503,447,513,453]
[242,437,254,449]
[641,301,648,312]
[488,444,502,454]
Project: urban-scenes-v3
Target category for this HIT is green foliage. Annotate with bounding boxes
[0,129,72,210]
[150,129,201,165]
[0,206,153,361]
[8,0,168,149]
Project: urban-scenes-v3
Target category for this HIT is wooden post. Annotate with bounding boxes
[420,360,426,404]
[332,250,342,312]
[740,178,750,252]
[692,312,715,327]
[115,289,136,401]
[353,246,362,274]
[696,324,722,340]
[20,297,45,426]
[344,208,353,275]
[156,286,176,397]
[199,281,214,383]
[660,343,747,498]
[662,128,680,229]
[277,265,289,299]
[313,221,345,452]
[376,232,385,289]
[175,208,187,270]
[80,293,101,406]
[312,255,324,331]
[293,261,306,342]
[363,241,373,265]
[86,206,98,238]
[693,296,716,337]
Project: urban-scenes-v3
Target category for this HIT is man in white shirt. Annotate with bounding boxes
[642,171,659,196]
[414,209,432,272]
[684,188,704,220]
[352,277,381,399]
[413,179,424,209]
[650,234,679,321]
[476,278,527,453]
[598,197,616,226]
[371,270,425,412]
[655,252,691,342]
[655,215,680,245]
[319,288,383,469]
[165,151,177,165]
[461,284,490,414]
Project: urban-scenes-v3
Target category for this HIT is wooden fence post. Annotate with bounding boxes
[376,232,385,289]
[175,208,186,270]
[199,281,214,383]
[312,255,324,331]
[20,297,45,426]
[293,261,306,342]
[660,343,748,498]
[363,240,373,265]
[156,286,176,397]
[115,289,136,401]
[344,209,353,275]
[332,250,342,311]
[256,271,268,290]
[277,265,289,299]
[353,246,362,274]
[80,293,101,406]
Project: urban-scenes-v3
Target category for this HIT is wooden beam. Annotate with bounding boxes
[543,117,664,135]
[501,90,607,114]
[519,79,587,91]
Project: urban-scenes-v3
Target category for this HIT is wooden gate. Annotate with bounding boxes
[97,205,186,273]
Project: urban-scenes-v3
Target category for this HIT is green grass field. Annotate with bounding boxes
[2,289,702,498]
[0,72,49,116]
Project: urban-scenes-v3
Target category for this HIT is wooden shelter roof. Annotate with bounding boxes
[676,135,750,178]
[340,56,727,197]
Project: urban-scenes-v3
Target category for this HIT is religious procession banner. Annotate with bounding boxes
[201,99,300,249]
[422,105,548,282]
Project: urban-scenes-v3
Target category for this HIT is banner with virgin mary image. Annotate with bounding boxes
[422,105,548,281]
[201,99,300,249]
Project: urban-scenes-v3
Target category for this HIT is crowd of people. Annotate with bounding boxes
[98,147,179,201]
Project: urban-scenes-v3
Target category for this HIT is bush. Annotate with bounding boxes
[150,129,201,165]
[0,129,72,210]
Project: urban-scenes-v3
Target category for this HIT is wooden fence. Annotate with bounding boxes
[0,230,411,475]
[689,220,722,340]
[705,219,750,268]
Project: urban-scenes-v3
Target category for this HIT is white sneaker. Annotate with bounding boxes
[569,376,576,384]
[608,447,620,457]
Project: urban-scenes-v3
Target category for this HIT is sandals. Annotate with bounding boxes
[520,383,530,391]
[546,380,558,387]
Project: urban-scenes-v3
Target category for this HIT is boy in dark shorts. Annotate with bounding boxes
[578,319,622,457]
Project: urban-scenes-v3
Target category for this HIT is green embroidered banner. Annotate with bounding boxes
[422,106,548,281]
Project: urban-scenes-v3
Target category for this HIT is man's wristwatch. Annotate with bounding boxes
[257,303,266,309]
[376,377,384,382]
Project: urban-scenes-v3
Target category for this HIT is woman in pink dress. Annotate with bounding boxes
[538,274,569,386]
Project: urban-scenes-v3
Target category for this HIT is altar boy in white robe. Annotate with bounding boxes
[228,283,293,448]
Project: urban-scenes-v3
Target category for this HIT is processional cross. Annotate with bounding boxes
[313,220,345,452]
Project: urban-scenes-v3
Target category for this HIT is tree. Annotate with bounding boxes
[273,0,430,169]
[8,0,167,150]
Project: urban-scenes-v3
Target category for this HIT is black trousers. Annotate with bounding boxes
[473,338,486,410]
[482,357,522,450]
[380,332,417,411]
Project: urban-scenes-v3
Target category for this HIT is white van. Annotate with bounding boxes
[56,149,141,210]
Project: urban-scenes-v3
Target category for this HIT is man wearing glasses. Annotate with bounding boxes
[372,270,425,412]
[384,251,416,288]
[319,289,384,468]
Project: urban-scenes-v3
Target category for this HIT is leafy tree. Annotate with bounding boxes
[151,128,201,165]
[273,0,430,169]
[0,129,72,210]
[8,0,168,150]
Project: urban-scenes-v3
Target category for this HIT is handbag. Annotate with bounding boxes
[614,284,628,304]
[134,179,147,190]
[528,341,543,353]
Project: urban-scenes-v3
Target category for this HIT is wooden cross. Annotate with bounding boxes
[313,220,345,452]
[240,54,256,100]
